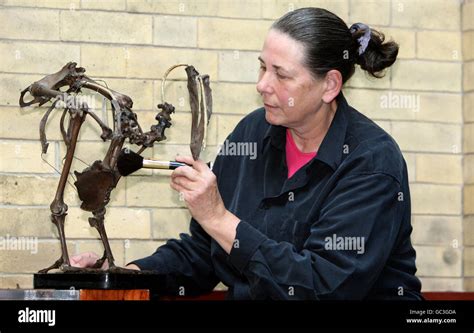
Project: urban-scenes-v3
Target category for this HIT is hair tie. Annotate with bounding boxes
[350,23,371,55]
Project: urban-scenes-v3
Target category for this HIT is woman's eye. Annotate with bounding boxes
[259,65,266,71]
[276,73,287,80]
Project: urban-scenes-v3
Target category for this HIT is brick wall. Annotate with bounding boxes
[0,0,472,292]
[463,0,474,291]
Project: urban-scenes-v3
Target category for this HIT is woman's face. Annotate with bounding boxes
[257,29,326,128]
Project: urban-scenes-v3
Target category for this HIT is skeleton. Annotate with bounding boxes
[19,62,212,273]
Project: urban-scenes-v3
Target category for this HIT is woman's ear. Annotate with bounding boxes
[322,69,343,103]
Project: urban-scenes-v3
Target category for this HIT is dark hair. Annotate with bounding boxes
[271,7,399,83]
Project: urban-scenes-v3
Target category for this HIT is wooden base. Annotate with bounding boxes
[0,288,149,300]
[422,292,474,300]
[79,289,149,300]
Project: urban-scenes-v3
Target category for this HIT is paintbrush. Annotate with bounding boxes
[117,148,211,176]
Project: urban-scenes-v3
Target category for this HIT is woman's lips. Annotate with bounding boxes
[264,103,278,109]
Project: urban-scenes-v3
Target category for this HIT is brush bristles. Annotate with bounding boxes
[117,149,144,176]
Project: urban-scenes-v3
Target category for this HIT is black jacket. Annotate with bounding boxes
[131,93,422,300]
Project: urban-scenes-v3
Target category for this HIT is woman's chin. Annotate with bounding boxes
[264,109,282,125]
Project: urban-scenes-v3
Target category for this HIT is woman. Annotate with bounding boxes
[73,7,422,300]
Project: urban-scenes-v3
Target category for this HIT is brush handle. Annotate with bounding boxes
[142,160,212,170]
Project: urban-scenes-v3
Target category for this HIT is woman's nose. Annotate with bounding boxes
[256,72,273,95]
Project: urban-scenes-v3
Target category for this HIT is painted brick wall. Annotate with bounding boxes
[0,0,472,292]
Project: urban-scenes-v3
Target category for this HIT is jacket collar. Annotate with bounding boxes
[262,92,349,171]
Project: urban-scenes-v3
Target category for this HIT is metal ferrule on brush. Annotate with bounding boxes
[142,159,185,170]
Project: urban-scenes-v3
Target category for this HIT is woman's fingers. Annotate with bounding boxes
[171,165,199,182]
[170,179,185,193]
[101,259,109,270]
[175,155,210,173]
[125,264,141,271]
[192,159,211,173]
[70,252,99,268]
[175,155,195,165]
[171,175,194,192]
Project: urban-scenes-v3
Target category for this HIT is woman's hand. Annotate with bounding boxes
[170,155,240,254]
[70,252,140,270]
[70,252,105,269]
[170,155,227,228]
